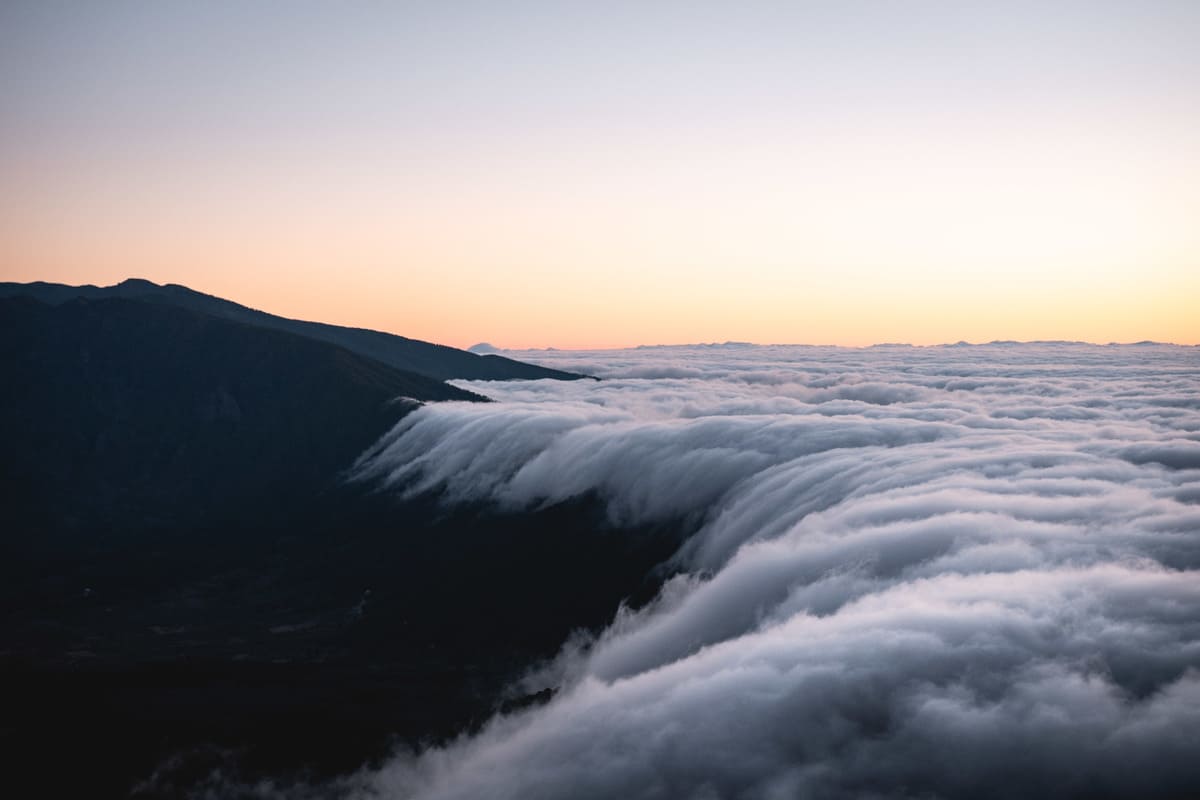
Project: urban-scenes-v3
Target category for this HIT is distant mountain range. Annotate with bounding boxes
[0,278,584,382]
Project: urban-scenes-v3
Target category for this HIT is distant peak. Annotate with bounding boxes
[468,342,502,354]
[116,278,162,289]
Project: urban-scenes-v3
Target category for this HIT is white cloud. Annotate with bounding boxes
[326,343,1200,798]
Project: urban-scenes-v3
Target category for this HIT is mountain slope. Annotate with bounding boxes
[0,295,482,534]
[0,279,584,382]
[0,294,673,800]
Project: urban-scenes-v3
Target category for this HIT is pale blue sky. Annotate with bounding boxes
[3,2,1198,346]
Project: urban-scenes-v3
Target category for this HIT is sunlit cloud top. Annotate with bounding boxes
[2,1,1197,347]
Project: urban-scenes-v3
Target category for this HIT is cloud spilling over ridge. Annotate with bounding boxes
[327,344,1200,798]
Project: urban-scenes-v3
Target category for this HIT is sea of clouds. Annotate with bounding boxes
[262,343,1200,798]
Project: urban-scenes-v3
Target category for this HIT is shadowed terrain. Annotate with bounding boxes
[0,279,586,382]
[0,295,483,536]
[0,295,672,798]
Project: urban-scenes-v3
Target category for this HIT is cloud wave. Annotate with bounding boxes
[329,343,1200,798]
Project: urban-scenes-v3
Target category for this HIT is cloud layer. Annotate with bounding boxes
[334,343,1200,798]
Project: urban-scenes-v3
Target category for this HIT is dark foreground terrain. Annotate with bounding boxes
[0,290,664,797]
[2,490,681,798]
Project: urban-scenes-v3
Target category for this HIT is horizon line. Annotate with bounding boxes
[4,277,1197,352]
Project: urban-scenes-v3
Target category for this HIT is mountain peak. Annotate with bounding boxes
[116,277,161,289]
[0,279,585,382]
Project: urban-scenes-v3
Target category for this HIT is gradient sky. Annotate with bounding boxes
[2,1,1197,348]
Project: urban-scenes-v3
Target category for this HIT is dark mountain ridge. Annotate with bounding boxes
[0,278,585,382]
[0,289,662,799]
[0,295,482,536]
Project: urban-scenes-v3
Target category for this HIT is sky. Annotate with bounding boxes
[1,1,1198,348]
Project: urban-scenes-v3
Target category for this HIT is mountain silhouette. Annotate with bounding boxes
[0,295,484,536]
[0,291,674,800]
[0,278,585,382]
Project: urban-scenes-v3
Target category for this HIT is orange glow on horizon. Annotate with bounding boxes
[2,132,1196,349]
[2,4,1197,350]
